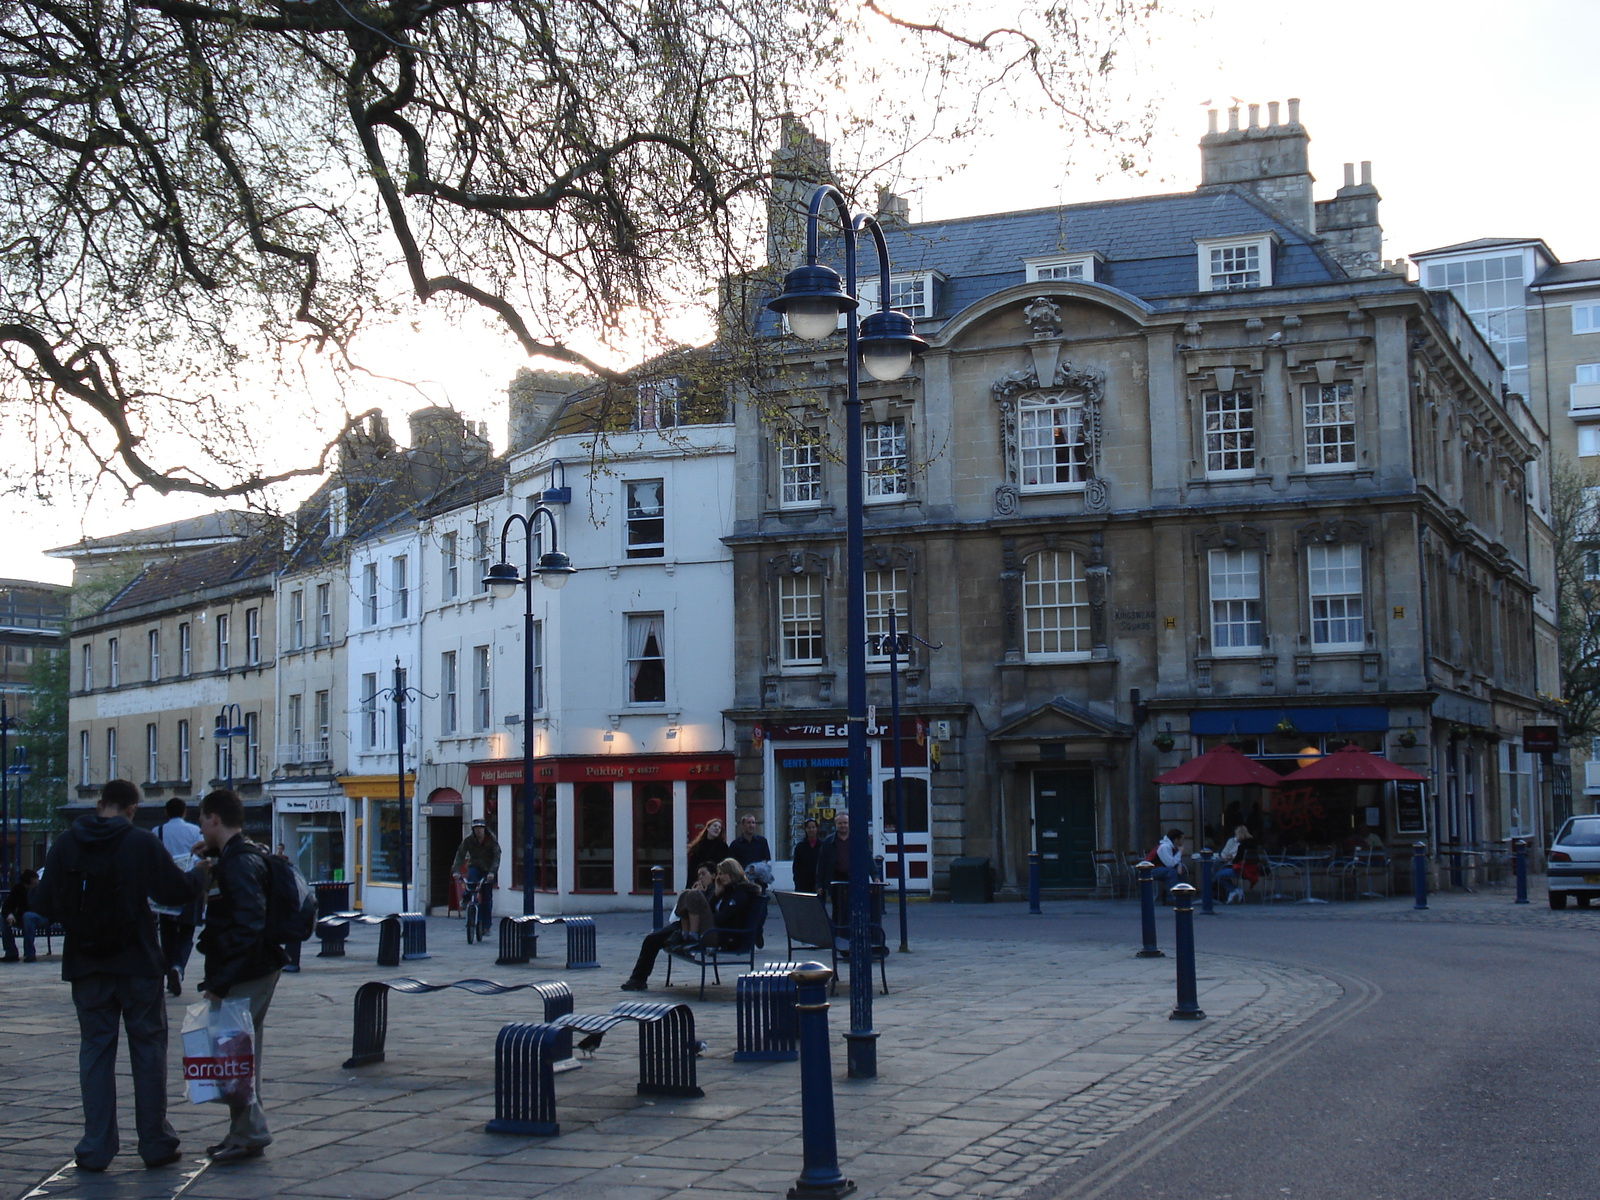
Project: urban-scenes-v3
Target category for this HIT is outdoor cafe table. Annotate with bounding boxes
[1278,853,1331,904]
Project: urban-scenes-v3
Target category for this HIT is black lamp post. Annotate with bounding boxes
[767,183,927,1080]
[213,703,248,789]
[0,699,21,885]
[6,746,29,881]
[367,659,431,913]
[485,506,575,916]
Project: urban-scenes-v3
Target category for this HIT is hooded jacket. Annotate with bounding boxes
[31,812,200,981]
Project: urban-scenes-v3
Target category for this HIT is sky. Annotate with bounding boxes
[8,0,1598,586]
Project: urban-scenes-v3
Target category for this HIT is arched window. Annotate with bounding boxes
[1023,550,1091,659]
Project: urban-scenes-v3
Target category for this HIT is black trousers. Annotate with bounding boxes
[629,922,680,982]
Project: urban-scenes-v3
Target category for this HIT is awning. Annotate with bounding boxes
[1189,707,1390,737]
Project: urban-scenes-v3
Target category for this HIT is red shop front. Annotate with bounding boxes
[466,753,734,912]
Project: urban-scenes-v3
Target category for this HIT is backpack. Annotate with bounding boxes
[58,836,140,958]
[259,847,318,944]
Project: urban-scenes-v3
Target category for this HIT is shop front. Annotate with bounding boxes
[465,753,734,914]
[756,718,933,892]
[335,772,415,915]
[272,782,348,886]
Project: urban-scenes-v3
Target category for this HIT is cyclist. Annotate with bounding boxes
[452,818,501,937]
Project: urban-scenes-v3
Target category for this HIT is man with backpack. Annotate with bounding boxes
[193,787,291,1163]
[30,779,204,1172]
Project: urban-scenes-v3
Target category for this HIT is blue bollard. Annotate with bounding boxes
[1514,839,1529,905]
[1169,884,1205,1021]
[1198,848,1216,916]
[1028,851,1042,915]
[652,865,665,930]
[787,963,855,1200]
[1412,841,1429,911]
[1136,861,1164,958]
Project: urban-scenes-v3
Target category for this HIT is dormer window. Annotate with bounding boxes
[856,271,941,320]
[1197,234,1276,292]
[1024,253,1100,283]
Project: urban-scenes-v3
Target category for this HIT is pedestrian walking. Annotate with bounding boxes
[155,797,203,996]
[29,780,203,1172]
[194,788,287,1163]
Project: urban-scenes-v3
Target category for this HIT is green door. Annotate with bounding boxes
[1033,769,1097,888]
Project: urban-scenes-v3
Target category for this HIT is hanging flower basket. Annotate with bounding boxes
[1273,719,1299,737]
[1152,732,1176,753]
[1397,730,1418,749]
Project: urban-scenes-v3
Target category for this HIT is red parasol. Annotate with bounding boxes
[1277,743,1427,784]
[1152,743,1282,788]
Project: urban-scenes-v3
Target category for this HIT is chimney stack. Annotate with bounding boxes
[1199,97,1314,232]
[1315,159,1384,278]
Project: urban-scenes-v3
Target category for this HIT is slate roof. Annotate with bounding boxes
[100,537,282,616]
[759,186,1347,334]
[1410,236,1549,258]
[1533,259,1600,288]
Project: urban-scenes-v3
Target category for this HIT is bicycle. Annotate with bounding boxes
[459,873,494,944]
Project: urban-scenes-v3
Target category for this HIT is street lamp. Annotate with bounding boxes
[0,699,22,886]
[213,703,249,789]
[486,506,574,916]
[767,183,927,1079]
[6,746,29,882]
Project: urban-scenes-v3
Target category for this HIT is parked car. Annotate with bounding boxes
[1546,816,1600,909]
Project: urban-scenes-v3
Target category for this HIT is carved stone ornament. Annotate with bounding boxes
[994,483,1020,517]
[1023,296,1063,338]
[992,355,1107,511]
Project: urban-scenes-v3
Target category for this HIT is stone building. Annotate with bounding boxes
[725,103,1555,895]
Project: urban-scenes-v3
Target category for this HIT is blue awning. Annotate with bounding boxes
[1188,707,1391,736]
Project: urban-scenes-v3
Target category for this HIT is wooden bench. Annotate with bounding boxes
[663,892,769,1000]
[343,976,576,1069]
[773,889,888,996]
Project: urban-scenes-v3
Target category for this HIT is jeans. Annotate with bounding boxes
[71,973,178,1168]
[465,867,494,929]
[214,969,281,1150]
[1151,865,1185,895]
[3,912,46,959]
[1214,867,1240,897]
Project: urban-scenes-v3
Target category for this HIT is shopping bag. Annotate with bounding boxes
[181,996,256,1105]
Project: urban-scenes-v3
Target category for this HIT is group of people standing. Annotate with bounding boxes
[8,780,286,1171]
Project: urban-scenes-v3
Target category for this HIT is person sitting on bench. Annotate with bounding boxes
[621,859,758,991]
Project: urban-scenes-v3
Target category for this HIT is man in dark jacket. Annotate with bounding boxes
[728,813,774,887]
[195,788,287,1163]
[2,868,46,961]
[30,780,202,1172]
[452,818,501,929]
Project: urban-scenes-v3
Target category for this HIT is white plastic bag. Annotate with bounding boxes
[181,997,256,1106]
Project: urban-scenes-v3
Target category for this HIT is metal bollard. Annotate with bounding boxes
[1136,861,1164,958]
[787,963,856,1200]
[1028,852,1042,915]
[1198,848,1215,916]
[1411,841,1429,911]
[1514,839,1529,905]
[1169,884,1205,1021]
[652,865,665,930]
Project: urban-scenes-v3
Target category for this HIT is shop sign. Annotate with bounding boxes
[1394,781,1428,835]
[1522,725,1560,753]
[467,754,733,786]
[275,795,339,814]
[762,718,921,741]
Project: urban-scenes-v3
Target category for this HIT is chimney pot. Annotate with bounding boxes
[1228,106,1240,132]
[1207,108,1218,135]
[1248,104,1260,129]
[1361,161,1372,186]
[1287,97,1301,124]
[1268,101,1280,126]
[1344,163,1355,187]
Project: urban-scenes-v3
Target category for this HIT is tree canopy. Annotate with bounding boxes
[0,0,1158,497]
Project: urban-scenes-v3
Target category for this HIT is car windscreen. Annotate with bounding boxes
[1557,818,1600,847]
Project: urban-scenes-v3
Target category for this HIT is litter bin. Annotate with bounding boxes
[948,857,993,904]
[313,881,351,918]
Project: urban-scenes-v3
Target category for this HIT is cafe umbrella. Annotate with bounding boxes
[1152,743,1284,789]
[1277,743,1428,784]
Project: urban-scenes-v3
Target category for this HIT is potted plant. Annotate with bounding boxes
[1152,731,1176,753]
[1274,718,1299,737]
[1397,730,1418,749]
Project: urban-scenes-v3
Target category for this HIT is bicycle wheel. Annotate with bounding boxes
[465,902,480,943]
